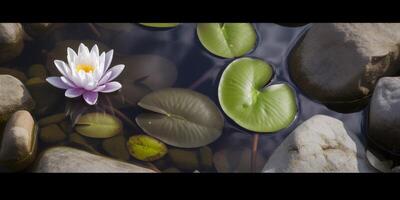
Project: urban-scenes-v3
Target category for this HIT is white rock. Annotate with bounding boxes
[33,147,155,173]
[368,77,400,155]
[263,115,375,172]
[0,75,35,122]
[0,110,37,171]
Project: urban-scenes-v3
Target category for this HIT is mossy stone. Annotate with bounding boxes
[162,167,181,173]
[199,146,213,170]
[0,67,27,83]
[39,124,66,143]
[102,135,130,161]
[168,148,199,171]
[28,64,47,79]
[38,113,66,127]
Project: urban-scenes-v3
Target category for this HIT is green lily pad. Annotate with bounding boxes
[197,23,257,58]
[218,57,297,132]
[127,135,167,161]
[139,23,179,28]
[136,88,224,148]
[75,112,122,139]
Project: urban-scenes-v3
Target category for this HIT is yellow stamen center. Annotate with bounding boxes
[76,64,94,73]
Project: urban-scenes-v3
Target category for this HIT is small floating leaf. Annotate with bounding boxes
[127,135,167,161]
[75,112,122,138]
[197,23,257,58]
[218,57,297,132]
[136,88,224,148]
[139,23,179,28]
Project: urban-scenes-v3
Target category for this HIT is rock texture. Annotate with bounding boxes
[0,110,37,171]
[263,115,375,172]
[290,23,400,112]
[32,147,155,173]
[0,23,24,64]
[0,75,35,123]
[368,77,400,156]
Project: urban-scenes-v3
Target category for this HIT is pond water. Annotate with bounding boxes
[1,23,368,172]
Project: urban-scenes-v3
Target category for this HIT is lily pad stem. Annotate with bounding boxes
[251,134,259,172]
[103,106,137,129]
[87,23,101,38]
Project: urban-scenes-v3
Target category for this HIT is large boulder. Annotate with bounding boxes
[263,115,375,172]
[368,76,400,157]
[290,23,400,113]
[32,147,155,173]
[0,75,35,123]
[0,110,37,172]
[0,23,24,64]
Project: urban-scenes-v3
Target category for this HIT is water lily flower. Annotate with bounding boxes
[46,43,124,105]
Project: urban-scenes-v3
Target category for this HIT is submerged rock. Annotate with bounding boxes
[0,110,37,171]
[25,77,61,116]
[39,124,66,144]
[168,147,214,172]
[0,75,35,123]
[368,77,400,157]
[32,147,155,172]
[263,115,375,172]
[28,64,47,79]
[0,67,27,83]
[38,113,66,127]
[290,23,400,112]
[0,23,24,64]
[102,135,130,161]
[22,23,54,38]
[168,148,199,171]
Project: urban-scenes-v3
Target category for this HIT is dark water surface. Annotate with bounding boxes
[4,23,367,172]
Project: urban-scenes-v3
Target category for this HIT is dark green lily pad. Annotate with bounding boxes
[197,23,257,58]
[136,88,224,148]
[75,112,122,139]
[127,135,167,161]
[139,23,179,28]
[218,57,297,132]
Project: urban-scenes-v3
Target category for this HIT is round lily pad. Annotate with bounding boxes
[197,23,257,58]
[127,135,167,161]
[136,88,224,148]
[139,23,179,28]
[75,112,122,138]
[218,57,297,132]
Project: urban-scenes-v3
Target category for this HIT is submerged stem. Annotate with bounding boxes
[251,134,259,172]
[87,23,101,38]
[103,106,137,129]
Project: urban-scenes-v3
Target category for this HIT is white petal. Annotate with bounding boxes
[104,50,114,72]
[67,47,77,67]
[106,64,125,82]
[65,88,85,98]
[78,43,90,57]
[99,82,122,93]
[46,77,69,89]
[54,60,69,77]
[60,76,76,88]
[93,85,106,92]
[97,52,106,77]
[98,71,112,85]
[90,45,99,57]
[83,91,98,105]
